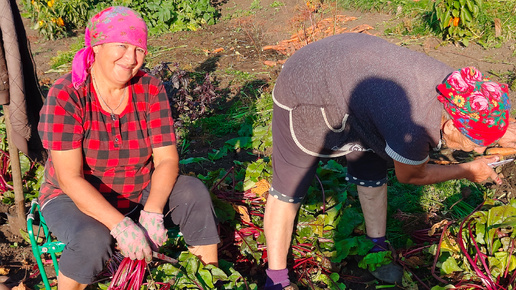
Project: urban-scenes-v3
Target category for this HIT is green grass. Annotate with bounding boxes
[477,0,516,45]
[49,37,84,70]
[270,1,285,8]
[221,0,264,21]
[193,85,271,138]
[386,174,485,248]
[334,0,516,46]
[194,102,254,136]
[336,0,429,14]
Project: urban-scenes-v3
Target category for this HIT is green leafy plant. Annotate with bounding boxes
[49,38,84,70]
[152,252,257,289]
[22,0,219,39]
[0,113,44,204]
[270,1,285,8]
[102,0,220,35]
[22,0,68,39]
[204,159,390,288]
[21,0,91,40]
[431,0,483,46]
[432,198,516,289]
[146,62,219,128]
[340,0,514,46]
[358,251,393,272]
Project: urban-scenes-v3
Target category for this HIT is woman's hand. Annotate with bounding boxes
[110,217,152,262]
[465,156,502,184]
[139,210,168,250]
[394,155,502,186]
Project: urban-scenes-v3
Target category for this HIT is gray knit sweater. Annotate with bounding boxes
[273,33,454,164]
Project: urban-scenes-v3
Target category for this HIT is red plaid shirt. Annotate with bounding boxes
[38,71,176,210]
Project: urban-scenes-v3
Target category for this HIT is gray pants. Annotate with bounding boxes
[41,175,220,284]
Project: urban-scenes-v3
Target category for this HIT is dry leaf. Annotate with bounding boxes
[0,268,8,275]
[403,256,425,268]
[233,204,251,223]
[494,18,502,37]
[429,220,449,236]
[350,24,374,33]
[263,60,276,67]
[251,179,270,197]
[12,281,30,290]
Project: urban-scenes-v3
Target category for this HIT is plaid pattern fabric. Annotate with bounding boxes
[38,70,176,210]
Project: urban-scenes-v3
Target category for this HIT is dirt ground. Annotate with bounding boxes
[1,0,516,289]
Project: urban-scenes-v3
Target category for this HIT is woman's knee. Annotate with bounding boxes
[59,223,113,284]
[172,175,212,205]
[168,175,216,229]
[67,223,113,256]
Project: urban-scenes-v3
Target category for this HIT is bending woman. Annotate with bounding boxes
[37,6,219,289]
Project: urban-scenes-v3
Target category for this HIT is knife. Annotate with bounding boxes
[488,158,514,168]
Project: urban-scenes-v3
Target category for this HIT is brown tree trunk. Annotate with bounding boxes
[3,106,25,231]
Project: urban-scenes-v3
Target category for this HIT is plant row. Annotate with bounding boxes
[20,0,219,40]
[2,60,516,288]
[336,0,515,47]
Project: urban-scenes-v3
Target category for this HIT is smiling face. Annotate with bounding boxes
[92,42,146,87]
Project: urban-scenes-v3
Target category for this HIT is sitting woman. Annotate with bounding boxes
[37,6,220,289]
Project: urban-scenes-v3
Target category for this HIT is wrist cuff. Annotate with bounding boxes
[110,217,134,238]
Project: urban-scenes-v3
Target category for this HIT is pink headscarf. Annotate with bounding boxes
[437,67,511,146]
[71,6,148,89]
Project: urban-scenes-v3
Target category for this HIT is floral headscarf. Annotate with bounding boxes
[437,67,511,147]
[71,6,148,89]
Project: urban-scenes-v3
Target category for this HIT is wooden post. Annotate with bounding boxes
[3,106,25,230]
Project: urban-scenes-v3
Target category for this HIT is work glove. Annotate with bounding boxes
[139,210,168,251]
[110,217,152,262]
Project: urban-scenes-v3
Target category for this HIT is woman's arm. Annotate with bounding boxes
[393,155,502,186]
[143,144,180,214]
[51,148,125,230]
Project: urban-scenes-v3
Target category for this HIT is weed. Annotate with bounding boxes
[21,0,83,40]
[0,112,43,204]
[22,0,220,39]
[49,37,84,70]
[221,9,251,21]
[145,62,219,126]
[179,157,211,167]
[194,105,250,137]
[250,0,263,12]
[224,69,256,84]
[432,198,516,289]
[270,1,285,8]
[336,0,514,46]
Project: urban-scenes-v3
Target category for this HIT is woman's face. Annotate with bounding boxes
[93,42,146,86]
[452,133,486,153]
[442,122,487,154]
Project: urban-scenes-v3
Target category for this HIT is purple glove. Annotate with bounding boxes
[110,217,152,262]
[139,210,168,251]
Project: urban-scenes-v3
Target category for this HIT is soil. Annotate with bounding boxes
[1,0,516,289]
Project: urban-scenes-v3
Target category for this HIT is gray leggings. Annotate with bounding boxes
[40,175,220,284]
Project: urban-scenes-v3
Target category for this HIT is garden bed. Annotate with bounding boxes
[1,0,516,289]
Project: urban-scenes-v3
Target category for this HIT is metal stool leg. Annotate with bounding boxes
[27,199,65,290]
